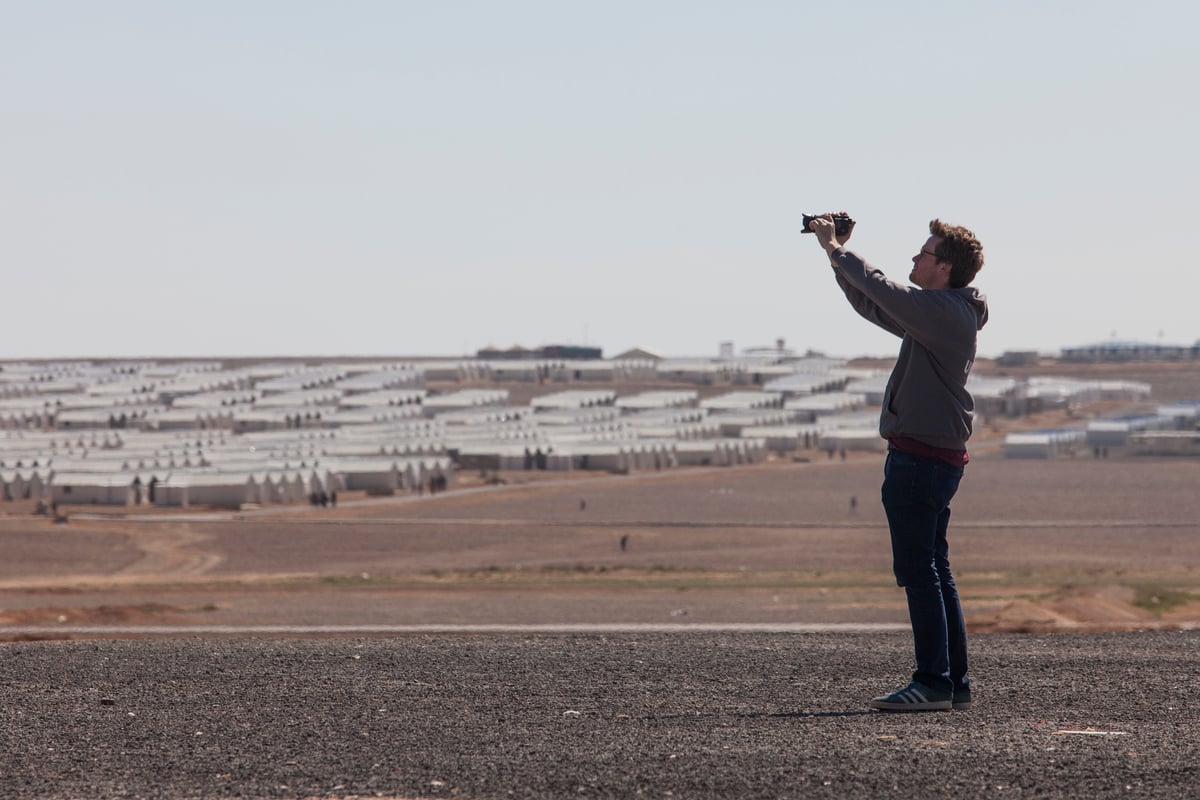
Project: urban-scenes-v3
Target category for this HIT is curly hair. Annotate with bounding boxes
[929,219,984,288]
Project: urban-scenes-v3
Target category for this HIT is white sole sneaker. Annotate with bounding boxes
[869,682,953,712]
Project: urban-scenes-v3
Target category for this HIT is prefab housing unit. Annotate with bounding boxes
[1004,430,1085,459]
[153,472,256,508]
[49,472,136,506]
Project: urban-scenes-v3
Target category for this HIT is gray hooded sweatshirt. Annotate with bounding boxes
[829,246,989,452]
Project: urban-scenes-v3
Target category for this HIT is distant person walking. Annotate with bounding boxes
[806,213,987,712]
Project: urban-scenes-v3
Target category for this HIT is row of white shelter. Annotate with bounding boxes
[0,357,886,506]
[1003,399,1200,458]
[10,454,455,509]
[1,357,1180,504]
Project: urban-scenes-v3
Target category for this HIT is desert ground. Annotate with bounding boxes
[3,358,1199,639]
[6,632,1200,800]
[3,454,1200,638]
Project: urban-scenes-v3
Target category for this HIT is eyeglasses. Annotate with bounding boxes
[918,248,940,259]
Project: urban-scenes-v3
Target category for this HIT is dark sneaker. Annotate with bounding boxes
[953,689,972,711]
[869,682,952,712]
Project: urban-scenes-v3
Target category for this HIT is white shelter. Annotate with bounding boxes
[530,390,618,410]
[423,389,510,416]
[616,391,699,411]
[784,392,867,421]
[701,392,784,412]
[49,472,137,506]
[1004,430,1086,459]
[153,472,256,508]
[1129,431,1200,456]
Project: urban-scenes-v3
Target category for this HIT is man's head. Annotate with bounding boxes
[911,219,984,290]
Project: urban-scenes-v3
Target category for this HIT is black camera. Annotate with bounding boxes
[802,213,854,236]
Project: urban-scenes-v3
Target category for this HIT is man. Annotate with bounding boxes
[807,213,988,712]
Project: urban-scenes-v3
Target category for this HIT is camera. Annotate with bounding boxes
[802,213,854,236]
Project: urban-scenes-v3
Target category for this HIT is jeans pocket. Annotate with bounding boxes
[930,462,964,509]
[882,451,927,507]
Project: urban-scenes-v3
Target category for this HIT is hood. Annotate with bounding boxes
[957,287,989,331]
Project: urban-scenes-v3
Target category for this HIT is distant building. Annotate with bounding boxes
[1060,341,1199,362]
[476,344,602,360]
[614,346,665,361]
[541,345,602,360]
[741,338,794,359]
[997,350,1040,367]
[476,345,540,360]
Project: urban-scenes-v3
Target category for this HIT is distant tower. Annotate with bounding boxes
[776,337,786,353]
[719,341,734,359]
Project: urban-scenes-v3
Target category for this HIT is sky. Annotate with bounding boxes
[3,1,1198,361]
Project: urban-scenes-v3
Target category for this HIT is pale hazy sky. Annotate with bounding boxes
[4,1,1198,360]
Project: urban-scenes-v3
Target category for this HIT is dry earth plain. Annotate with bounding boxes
[3,357,1200,637]
[3,453,1200,637]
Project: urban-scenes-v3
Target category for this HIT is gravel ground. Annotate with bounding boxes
[4,631,1200,799]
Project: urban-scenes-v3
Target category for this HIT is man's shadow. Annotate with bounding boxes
[651,709,876,721]
[749,710,876,719]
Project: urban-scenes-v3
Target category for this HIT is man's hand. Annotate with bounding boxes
[807,212,855,255]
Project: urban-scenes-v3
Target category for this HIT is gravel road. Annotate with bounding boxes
[3,631,1199,799]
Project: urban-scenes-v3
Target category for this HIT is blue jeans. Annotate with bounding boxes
[881,448,968,696]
